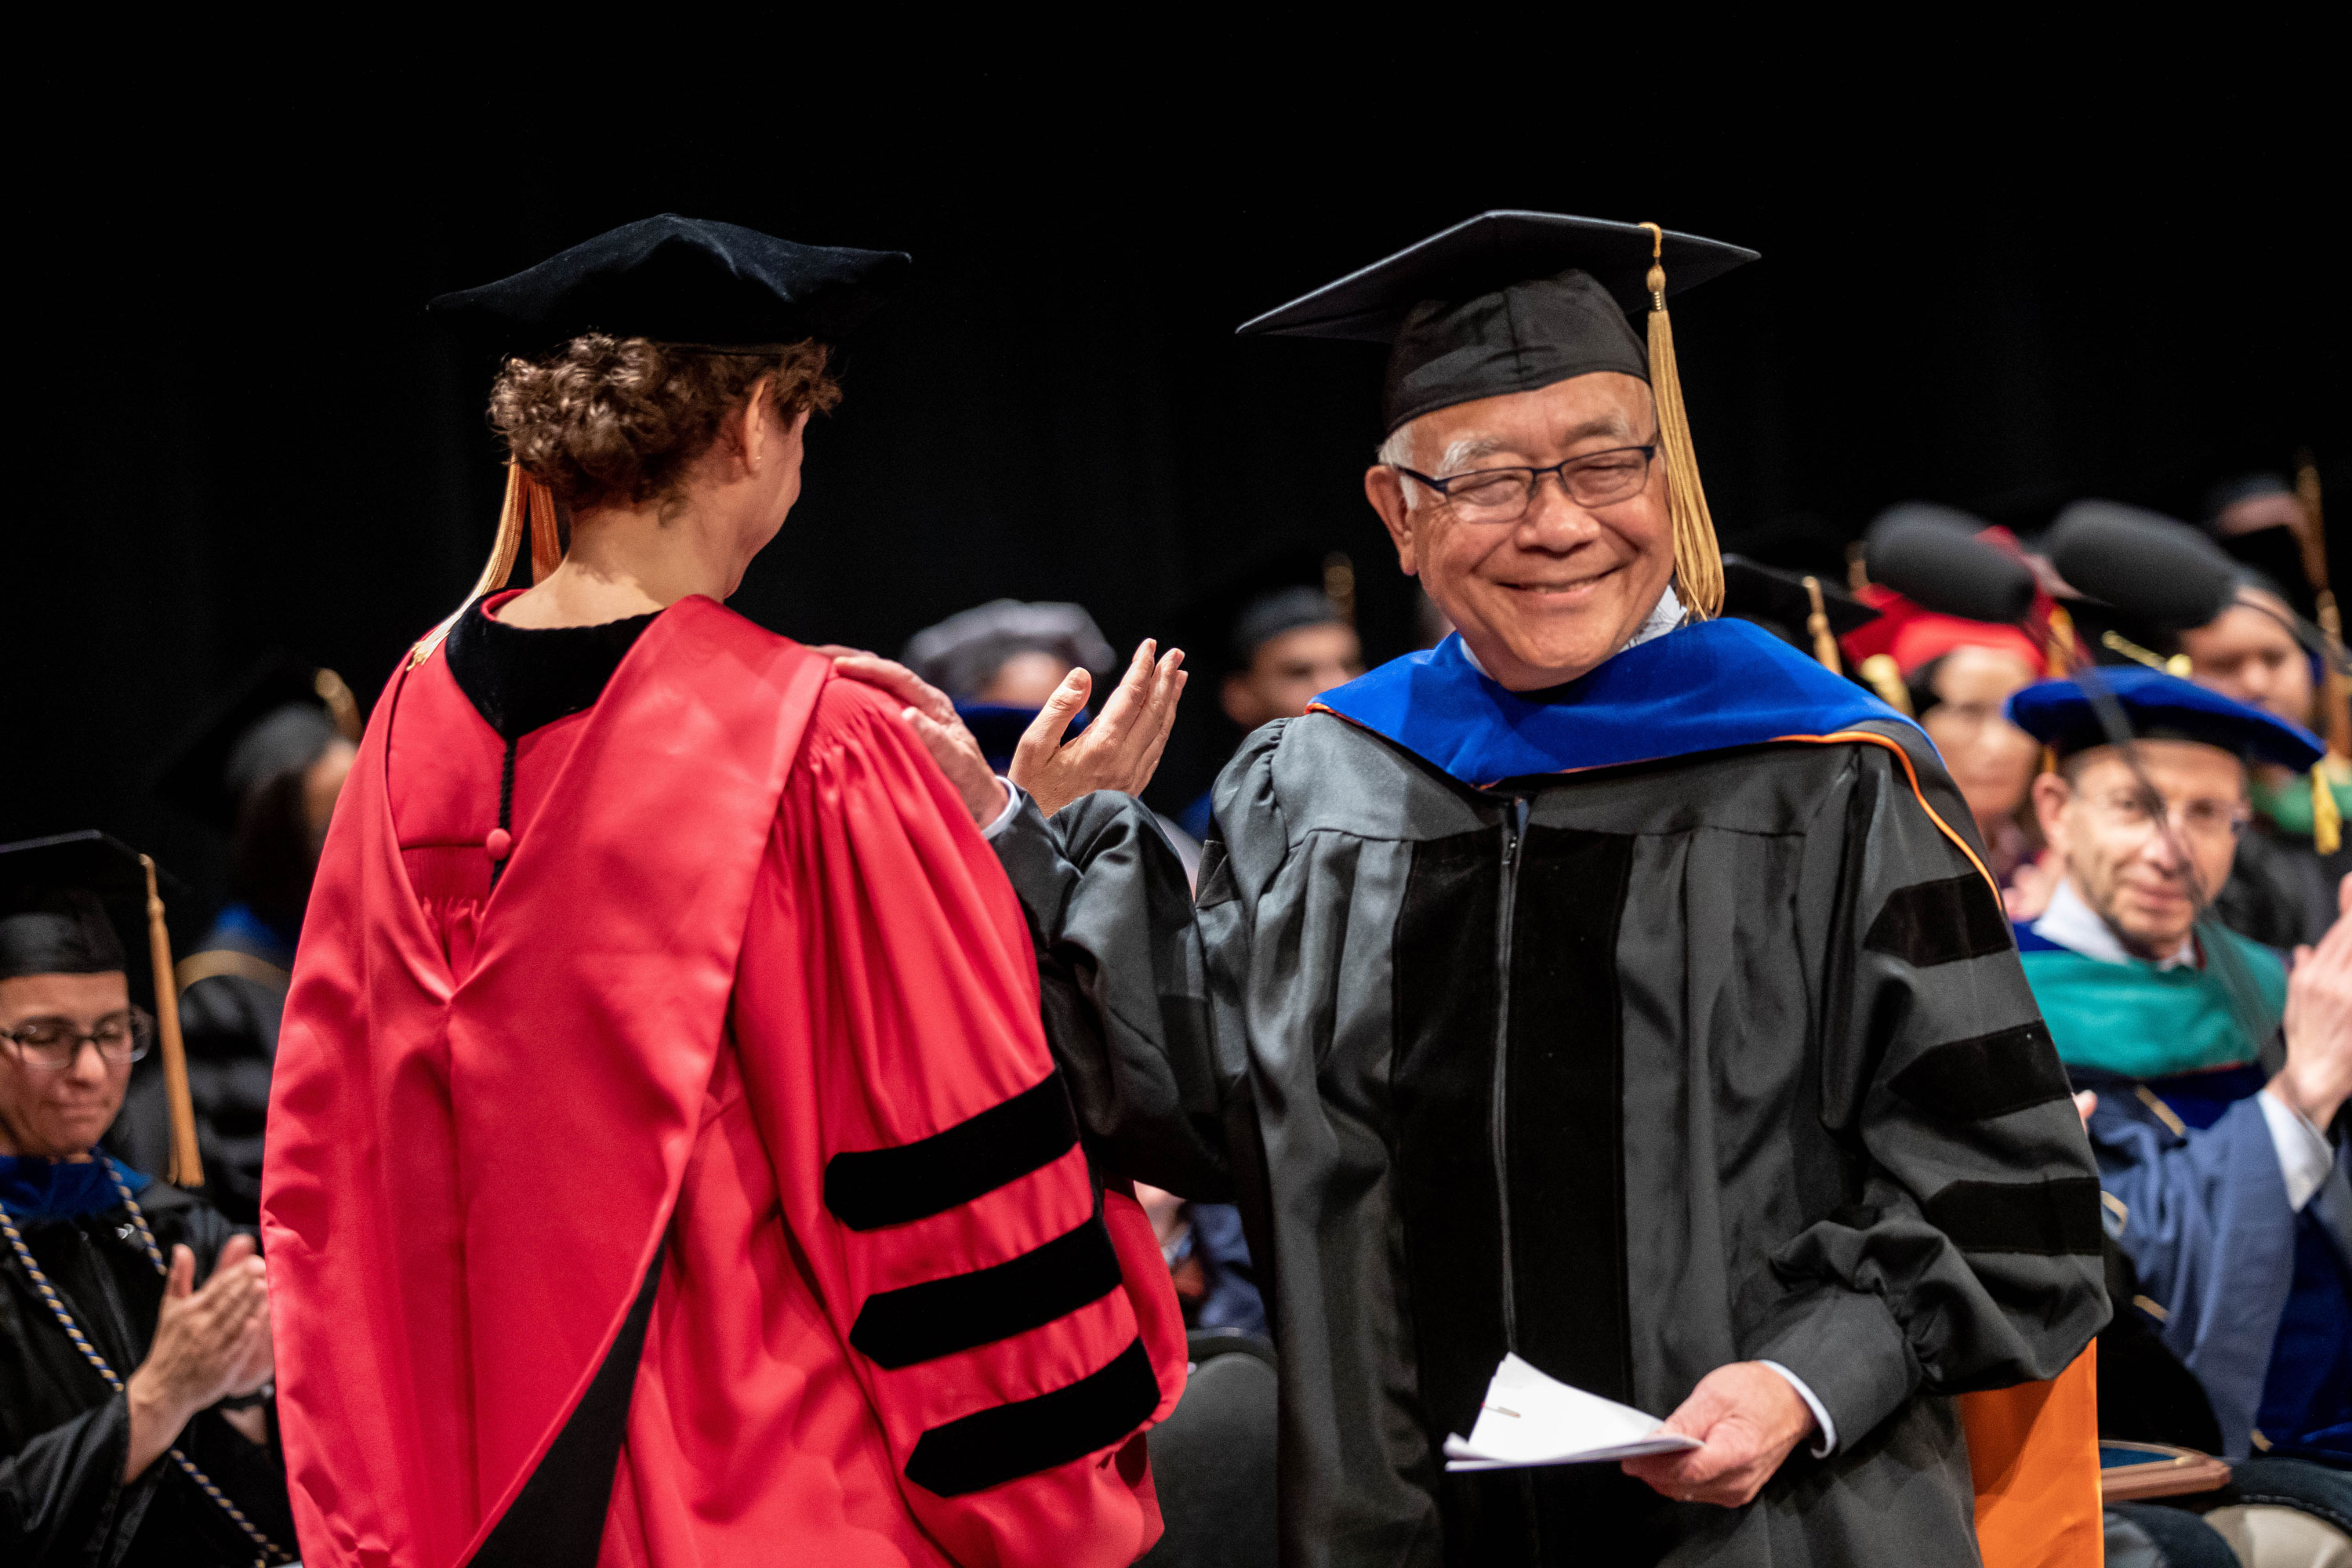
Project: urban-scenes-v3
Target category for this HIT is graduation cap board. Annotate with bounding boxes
[1719,554,1877,673]
[1239,212,1760,619]
[0,833,203,1185]
[417,215,914,666]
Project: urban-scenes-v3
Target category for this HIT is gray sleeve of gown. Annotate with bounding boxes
[988,778,1237,1199]
[1745,728,2110,1451]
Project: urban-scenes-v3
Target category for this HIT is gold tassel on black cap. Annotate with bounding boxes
[410,463,563,667]
[1638,222,1724,619]
[138,855,203,1188]
[1801,575,1843,674]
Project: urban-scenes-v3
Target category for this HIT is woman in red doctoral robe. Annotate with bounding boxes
[260,217,1185,1568]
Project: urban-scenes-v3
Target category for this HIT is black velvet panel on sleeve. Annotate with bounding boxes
[823,1073,1080,1231]
[1922,1177,2105,1257]
[849,1218,1122,1370]
[902,1337,1160,1497]
[1864,873,2014,968]
[1888,1022,2071,1121]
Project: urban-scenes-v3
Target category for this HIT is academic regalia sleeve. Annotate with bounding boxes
[1747,731,2109,1450]
[2086,1094,2299,1454]
[731,683,1185,1568]
[987,781,1232,1200]
[0,1392,137,1562]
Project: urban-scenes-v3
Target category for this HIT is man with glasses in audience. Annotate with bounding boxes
[1,833,291,1565]
[2007,670,2352,1554]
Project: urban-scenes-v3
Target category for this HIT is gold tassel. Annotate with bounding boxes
[2044,604,2078,677]
[1802,575,1843,673]
[409,463,562,667]
[2314,764,2342,855]
[1638,222,1722,619]
[1859,654,1912,716]
[140,855,204,1189]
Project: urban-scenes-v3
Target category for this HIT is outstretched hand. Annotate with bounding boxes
[819,640,1186,825]
[1619,1362,1815,1508]
[1010,641,1185,818]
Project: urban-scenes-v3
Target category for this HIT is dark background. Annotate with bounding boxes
[13,77,2345,923]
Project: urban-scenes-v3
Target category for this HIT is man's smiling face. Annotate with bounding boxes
[1366,372,1674,691]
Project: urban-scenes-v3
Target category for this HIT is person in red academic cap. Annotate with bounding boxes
[1846,523,2078,914]
[260,218,1188,1568]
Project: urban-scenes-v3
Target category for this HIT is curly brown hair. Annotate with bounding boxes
[488,335,842,512]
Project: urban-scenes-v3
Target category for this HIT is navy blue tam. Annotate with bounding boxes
[427,215,911,356]
[2006,666,2324,771]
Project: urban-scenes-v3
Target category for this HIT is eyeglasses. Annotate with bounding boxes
[0,1009,154,1071]
[1393,442,1658,521]
[2077,789,2252,846]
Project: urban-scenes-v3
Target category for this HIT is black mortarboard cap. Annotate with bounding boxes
[0,832,180,983]
[1175,547,1357,677]
[155,659,358,834]
[1721,555,1879,641]
[426,214,913,358]
[1236,212,1757,434]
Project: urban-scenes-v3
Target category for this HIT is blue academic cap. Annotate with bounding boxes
[2006,666,2324,771]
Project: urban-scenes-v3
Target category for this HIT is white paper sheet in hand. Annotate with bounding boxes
[1442,1354,1703,1471]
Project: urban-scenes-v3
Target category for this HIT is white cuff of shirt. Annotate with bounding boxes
[1757,1361,1837,1458]
[980,778,1024,840]
[2260,1087,2334,1212]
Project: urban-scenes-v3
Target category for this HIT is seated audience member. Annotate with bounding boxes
[2,834,292,1566]
[1844,592,2051,897]
[2004,672,2351,1547]
[898,598,1208,882]
[1172,579,1362,844]
[1132,1184,1268,1339]
[2180,577,2351,949]
[125,663,361,1223]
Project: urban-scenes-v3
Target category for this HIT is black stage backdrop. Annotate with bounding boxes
[13,81,2346,921]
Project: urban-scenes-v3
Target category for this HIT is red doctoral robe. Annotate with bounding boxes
[262,594,1185,1568]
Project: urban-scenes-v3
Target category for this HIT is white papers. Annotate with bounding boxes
[1443,1354,1702,1471]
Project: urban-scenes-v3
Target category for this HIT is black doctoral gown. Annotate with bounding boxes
[990,622,2107,1567]
[2,1168,294,1566]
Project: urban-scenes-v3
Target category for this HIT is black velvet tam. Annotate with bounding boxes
[1236,211,1757,432]
[155,658,341,833]
[1721,554,1881,639]
[428,214,912,358]
[0,830,165,981]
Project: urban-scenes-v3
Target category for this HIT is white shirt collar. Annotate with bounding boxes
[1456,586,1686,681]
[2031,877,2198,971]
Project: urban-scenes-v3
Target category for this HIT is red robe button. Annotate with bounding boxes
[485,827,513,861]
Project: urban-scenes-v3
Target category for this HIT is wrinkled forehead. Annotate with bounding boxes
[2068,739,2249,798]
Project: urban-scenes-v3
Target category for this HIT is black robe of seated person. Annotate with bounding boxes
[2,1166,294,1566]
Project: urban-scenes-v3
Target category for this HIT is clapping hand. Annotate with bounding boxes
[2272,872,2352,1131]
[124,1236,273,1479]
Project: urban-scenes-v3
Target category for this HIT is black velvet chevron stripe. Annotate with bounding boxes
[1888,1022,2071,1120]
[1864,872,2013,968]
[824,1073,1077,1232]
[850,1218,1123,1370]
[1923,1175,2103,1255]
[903,1337,1160,1497]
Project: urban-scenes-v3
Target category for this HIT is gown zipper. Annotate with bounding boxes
[1491,797,1530,1351]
